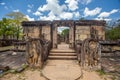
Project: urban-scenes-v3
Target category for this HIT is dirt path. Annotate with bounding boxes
[79,70,111,80]
[0,69,46,80]
[1,69,112,80]
[42,60,82,80]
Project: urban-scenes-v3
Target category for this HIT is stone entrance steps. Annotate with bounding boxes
[48,49,77,60]
[48,55,77,60]
[50,53,76,56]
[42,44,82,80]
[50,49,75,53]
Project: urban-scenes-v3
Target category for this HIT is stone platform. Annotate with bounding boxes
[42,60,82,80]
[0,51,26,69]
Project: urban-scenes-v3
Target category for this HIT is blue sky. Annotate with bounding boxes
[0,0,120,21]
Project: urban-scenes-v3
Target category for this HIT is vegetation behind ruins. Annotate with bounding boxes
[0,12,28,40]
[105,19,120,40]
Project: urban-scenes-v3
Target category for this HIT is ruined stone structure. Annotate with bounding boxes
[22,20,105,68]
[22,20,105,48]
[75,20,105,41]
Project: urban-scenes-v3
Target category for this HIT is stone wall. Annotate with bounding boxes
[23,26,41,38]
[22,20,106,48]
[75,25,105,41]
[75,26,90,41]
[42,26,51,41]
[91,26,105,40]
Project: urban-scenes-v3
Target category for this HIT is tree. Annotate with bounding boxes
[6,12,27,22]
[6,12,28,39]
[60,29,69,43]
[61,29,69,37]
[0,18,16,39]
[105,19,120,40]
[106,26,120,40]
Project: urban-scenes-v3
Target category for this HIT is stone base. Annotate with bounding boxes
[42,60,82,80]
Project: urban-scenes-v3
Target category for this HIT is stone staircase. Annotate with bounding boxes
[48,48,77,60]
[42,43,82,80]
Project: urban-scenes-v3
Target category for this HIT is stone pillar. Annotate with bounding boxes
[52,25,57,48]
[69,26,74,48]
[71,26,74,48]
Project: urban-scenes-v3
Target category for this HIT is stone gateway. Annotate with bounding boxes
[22,20,106,69]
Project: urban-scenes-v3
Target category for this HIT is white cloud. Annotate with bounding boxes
[0,2,5,5]
[38,5,47,12]
[27,9,31,13]
[73,11,80,18]
[79,0,92,5]
[110,9,118,14]
[39,11,60,20]
[60,12,73,19]
[38,0,67,15]
[13,9,19,12]
[25,15,34,21]
[36,0,81,20]
[39,11,80,20]
[27,4,34,8]
[84,7,102,17]
[33,11,42,16]
[95,17,112,21]
[98,12,110,18]
[98,9,119,18]
[65,0,78,11]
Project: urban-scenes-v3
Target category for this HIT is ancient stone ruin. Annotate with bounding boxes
[22,20,106,69]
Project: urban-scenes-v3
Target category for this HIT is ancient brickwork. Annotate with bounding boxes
[75,26,90,41]
[75,20,105,41]
[22,20,106,68]
[91,26,105,40]
[23,26,41,38]
[42,26,51,41]
[22,20,106,48]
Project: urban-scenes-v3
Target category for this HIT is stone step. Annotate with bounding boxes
[48,55,77,60]
[49,53,77,56]
[50,49,75,53]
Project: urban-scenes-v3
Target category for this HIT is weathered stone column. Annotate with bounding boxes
[71,26,74,48]
[69,27,72,48]
[69,26,74,48]
[52,24,57,48]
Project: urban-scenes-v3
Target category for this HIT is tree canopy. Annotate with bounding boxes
[0,12,28,39]
[105,19,120,40]
[6,12,28,22]
[106,26,120,40]
[61,29,69,37]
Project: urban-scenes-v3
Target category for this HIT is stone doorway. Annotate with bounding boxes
[57,26,69,44]
[52,20,75,49]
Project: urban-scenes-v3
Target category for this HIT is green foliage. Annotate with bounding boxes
[105,19,120,40]
[61,29,69,37]
[0,18,15,39]
[106,26,120,40]
[0,12,28,39]
[6,12,28,39]
[6,12,28,22]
